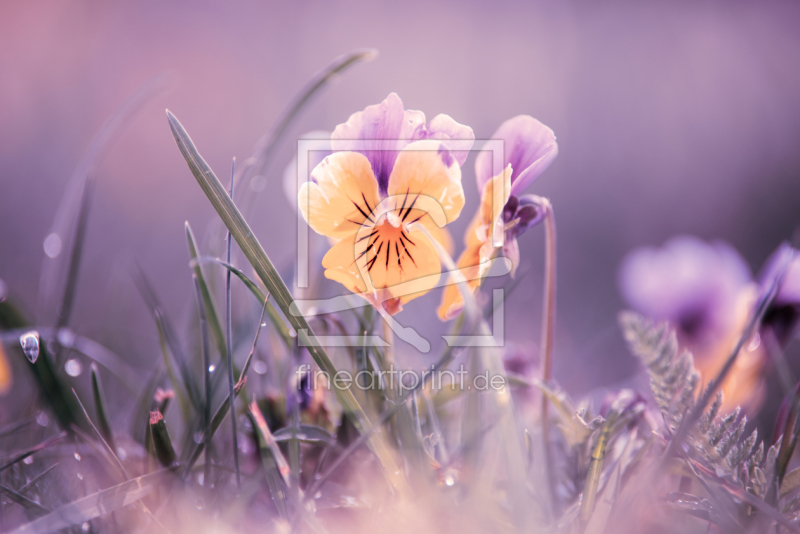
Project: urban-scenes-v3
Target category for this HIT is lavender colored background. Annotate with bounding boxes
[1,0,799,400]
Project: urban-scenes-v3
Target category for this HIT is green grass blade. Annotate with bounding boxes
[167,110,407,494]
[90,363,115,451]
[0,483,50,517]
[149,410,177,468]
[0,433,68,473]
[250,401,290,520]
[191,256,291,347]
[8,470,169,534]
[185,222,227,358]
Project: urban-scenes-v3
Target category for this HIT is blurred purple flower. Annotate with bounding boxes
[331,92,474,194]
[758,242,800,346]
[619,236,752,345]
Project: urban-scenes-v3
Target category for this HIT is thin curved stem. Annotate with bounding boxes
[538,198,558,516]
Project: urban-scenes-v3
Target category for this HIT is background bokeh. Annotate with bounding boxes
[1,0,799,407]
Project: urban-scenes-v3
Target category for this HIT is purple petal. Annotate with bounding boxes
[331,93,407,194]
[412,114,475,167]
[759,242,800,305]
[618,236,752,344]
[508,195,547,238]
[475,115,558,196]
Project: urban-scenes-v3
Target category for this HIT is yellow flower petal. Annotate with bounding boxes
[437,241,483,321]
[387,140,465,226]
[323,219,441,313]
[299,152,381,239]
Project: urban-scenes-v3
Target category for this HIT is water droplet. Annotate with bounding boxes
[253,361,267,375]
[250,175,267,192]
[36,411,49,427]
[116,447,127,461]
[0,279,6,302]
[208,364,216,373]
[260,322,268,328]
[23,456,33,465]
[193,431,204,444]
[748,333,761,352]
[44,233,62,258]
[77,472,83,480]
[444,470,456,487]
[74,452,81,461]
[81,522,90,532]
[57,328,75,346]
[238,433,253,454]
[196,473,205,486]
[19,331,40,363]
[65,359,83,377]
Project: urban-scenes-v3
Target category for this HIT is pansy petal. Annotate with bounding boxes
[299,152,380,239]
[411,114,475,167]
[387,140,465,226]
[331,93,407,193]
[283,131,332,212]
[475,115,558,196]
[322,233,369,296]
[478,165,512,247]
[437,242,483,321]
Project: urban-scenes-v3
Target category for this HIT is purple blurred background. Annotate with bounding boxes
[1,0,799,399]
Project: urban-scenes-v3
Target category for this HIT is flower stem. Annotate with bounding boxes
[226,158,241,490]
[538,197,558,516]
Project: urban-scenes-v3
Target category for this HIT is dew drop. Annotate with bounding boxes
[77,472,83,480]
[208,364,216,373]
[250,175,267,192]
[196,473,205,486]
[23,456,33,465]
[36,411,49,427]
[81,522,91,532]
[65,359,83,377]
[57,328,75,346]
[193,431,204,444]
[253,360,267,375]
[19,331,40,363]
[116,447,127,461]
[0,278,7,302]
[74,452,81,461]
[44,233,63,258]
[748,333,761,352]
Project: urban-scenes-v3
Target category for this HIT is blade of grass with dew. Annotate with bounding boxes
[167,110,408,494]
[224,158,241,489]
[185,222,227,358]
[192,256,291,347]
[0,432,68,473]
[18,463,59,494]
[15,334,91,434]
[192,275,213,489]
[181,299,269,472]
[39,74,169,321]
[133,267,199,417]
[249,401,290,521]
[90,363,115,451]
[9,469,171,534]
[0,484,50,518]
